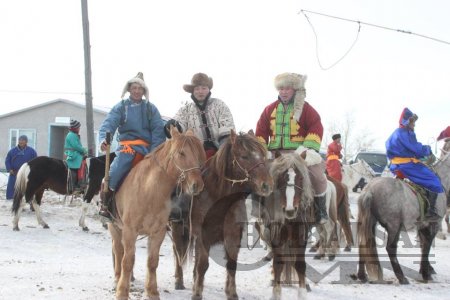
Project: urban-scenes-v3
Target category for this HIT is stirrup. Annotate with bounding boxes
[424,212,440,222]
[99,209,112,222]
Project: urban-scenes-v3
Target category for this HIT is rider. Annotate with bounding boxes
[98,72,166,220]
[386,107,444,221]
[326,133,343,182]
[255,72,329,224]
[164,72,236,159]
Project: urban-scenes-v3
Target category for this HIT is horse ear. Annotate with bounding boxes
[230,129,237,145]
[170,125,180,138]
[185,129,194,136]
[274,150,282,158]
[248,129,255,136]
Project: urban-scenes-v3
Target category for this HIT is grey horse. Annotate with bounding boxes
[355,152,449,284]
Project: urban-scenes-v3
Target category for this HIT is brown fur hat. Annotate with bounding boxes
[274,72,307,121]
[183,73,213,93]
[121,72,149,100]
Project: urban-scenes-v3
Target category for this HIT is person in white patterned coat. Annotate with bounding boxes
[165,72,236,158]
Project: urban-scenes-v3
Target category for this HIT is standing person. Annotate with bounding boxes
[386,107,444,221]
[164,72,235,158]
[255,72,328,224]
[326,133,343,182]
[64,119,87,193]
[98,72,166,220]
[5,135,37,200]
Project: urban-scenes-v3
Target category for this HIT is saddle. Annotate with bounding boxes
[394,170,428,221]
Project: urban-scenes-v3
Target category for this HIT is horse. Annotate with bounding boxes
[438,140,450,236]
[11,153,116,231]
[254,153,314,299]
[309,175,354,253]
[355,152,450,284]
[170,130,273,300]
[341,159,376,192]
[108,127,206,300]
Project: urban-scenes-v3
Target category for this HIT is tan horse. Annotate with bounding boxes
[108,127,206,300]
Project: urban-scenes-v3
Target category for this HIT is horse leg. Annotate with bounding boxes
[109,224,124,285]
[446,211,450,233]
[79,201,90,232]
[192,238,210,300]
[271,251,283,300]
[385,228,408,284]
[309,239,319,253]
[293,250,308,299]
[170,221,188,290]
[115,226,137,300]
[418,224,438,281]
[12,197,26,231]
[224,231,241,300]
[32,189,49,229]
[145,228,166,300]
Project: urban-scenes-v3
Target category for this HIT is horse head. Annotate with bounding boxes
[167,126,206,195]
[223,129,273,196]
[269,153,314,221]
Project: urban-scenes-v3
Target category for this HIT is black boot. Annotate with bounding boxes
[425,191,440,222]
[314,195,329,225]
[99,188,113,222]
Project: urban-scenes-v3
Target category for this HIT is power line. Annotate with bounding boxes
[0,89,84,95]
[299,9,450,45]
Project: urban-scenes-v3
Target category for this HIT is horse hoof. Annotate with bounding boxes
[103,223,108,230]
[43,224,50,229]
[82,226,89,232]
[306,283,312,292]
[13,227,20,232]
[328,255,336,261]
[309,247,318,253]
[344,246,351,252]
[313,254,323,260]
[191,295,202,300]
[399,278,409,285]
[175,282,185,290]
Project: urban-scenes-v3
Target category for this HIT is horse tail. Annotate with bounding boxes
[12,163,31,214]
[338,184,354,246]
[357,189,383,281]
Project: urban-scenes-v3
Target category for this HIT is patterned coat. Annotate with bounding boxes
[386,127,443,193]
[174,98,235,148]
[255,99,323,151]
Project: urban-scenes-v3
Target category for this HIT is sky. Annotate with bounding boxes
[1,0,449,153]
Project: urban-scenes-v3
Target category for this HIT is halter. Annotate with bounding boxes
[224,155,265,186]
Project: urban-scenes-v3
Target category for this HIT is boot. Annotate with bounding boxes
[99,188,114,221]
[314,195,329,225]
[70,170,79,193]
[425,191,440,222]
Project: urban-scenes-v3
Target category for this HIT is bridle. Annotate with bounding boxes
[224,155,266,186]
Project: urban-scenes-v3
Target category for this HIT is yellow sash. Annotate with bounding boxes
[119,139,150,154]
[327,154,339,161]
[390,157,420,164]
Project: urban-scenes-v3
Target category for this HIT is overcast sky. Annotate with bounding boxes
[1,0,449,153]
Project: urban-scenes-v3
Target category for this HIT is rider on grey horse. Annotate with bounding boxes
[386,107,444,221]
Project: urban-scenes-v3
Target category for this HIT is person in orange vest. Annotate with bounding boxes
[326,133,343,182]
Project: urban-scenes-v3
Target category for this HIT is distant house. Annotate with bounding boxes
[0,99,109,170]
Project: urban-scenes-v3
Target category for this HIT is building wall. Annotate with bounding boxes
[0,100,107,169]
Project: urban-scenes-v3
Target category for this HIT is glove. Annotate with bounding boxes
[164,119,183,138]
[295,146,323,166]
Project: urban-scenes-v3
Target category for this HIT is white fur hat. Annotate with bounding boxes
[274,73,307,121]
[121,72,149,100]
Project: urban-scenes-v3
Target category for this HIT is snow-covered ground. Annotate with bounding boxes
[0,172,449,300]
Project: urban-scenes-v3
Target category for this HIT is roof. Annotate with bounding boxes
[0,98,110,119]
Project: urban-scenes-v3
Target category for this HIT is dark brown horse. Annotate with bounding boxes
[255,152,314,299]
[170,130,273,300]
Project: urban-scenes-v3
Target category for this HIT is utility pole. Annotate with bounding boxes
[81,0,95,156]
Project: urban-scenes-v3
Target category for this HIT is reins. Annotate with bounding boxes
[224,157,265,186]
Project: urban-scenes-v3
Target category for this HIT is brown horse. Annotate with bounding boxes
[108,127,206,300]
[170,130,273,300]
[254,153,314,299]
[309,175,354,254]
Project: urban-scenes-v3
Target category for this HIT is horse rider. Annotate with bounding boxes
[255,72,329,225]
[64,119,87,192]
[163,72,236,159]
[386,107,444,221]
[98,72,166,221]
[326,133,343,182]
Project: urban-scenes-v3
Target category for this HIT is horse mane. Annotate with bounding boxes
[206,132,267,197]
[270,153,314,209]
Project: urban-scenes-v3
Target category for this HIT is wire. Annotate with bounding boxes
[0,89,84,95]
[302,11,361,70]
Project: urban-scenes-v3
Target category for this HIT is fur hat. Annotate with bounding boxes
[18,135,28,142]
[399,107,418,127]
[274,72,307,121]
[332,133,341,141]
[70,119,81,129]
[121,72,149,100]
[183,73,213,93]
[437,126,450,141]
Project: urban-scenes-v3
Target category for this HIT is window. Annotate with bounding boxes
[9,129,36,149]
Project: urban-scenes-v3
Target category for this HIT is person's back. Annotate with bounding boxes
[326,134,343,182]
[164,72,235,158]
[386,107,444,221]
[98,72,166,220]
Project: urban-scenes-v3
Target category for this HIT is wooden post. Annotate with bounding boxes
[103,132,111,192]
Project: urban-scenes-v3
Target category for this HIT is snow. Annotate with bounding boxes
[0,172,449,300]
